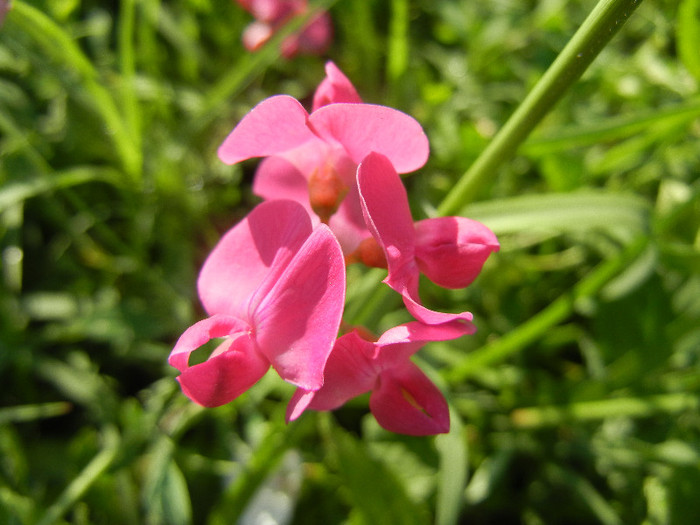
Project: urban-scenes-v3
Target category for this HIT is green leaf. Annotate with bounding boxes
[329,426,430,525]
[462,191,649,237]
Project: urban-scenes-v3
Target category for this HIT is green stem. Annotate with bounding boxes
[10,2,141,182]
[511,392,700,428]
[438,0,645,215]
[445,236,649,384]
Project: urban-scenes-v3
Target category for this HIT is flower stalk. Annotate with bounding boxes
[439,0,645,215]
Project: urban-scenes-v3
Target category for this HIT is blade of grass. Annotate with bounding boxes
[512,392,700,428]
[438,0,645,213]
[117,0,142,164]
[9,2,141,182]
[522,97,700,156]
[0,402,72,425]
[36,426,120,525]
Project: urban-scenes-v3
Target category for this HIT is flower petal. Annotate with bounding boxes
[312,61,362,111]
[197,200,314,317]
[169,315,269,407]
[375,320,475,366]
[369,362,450,436]
[357,151,417,281]
[358,152,477,326]
[218,95,317,165]
[168,314,250,371]
[309,104,429,173]
[414,217,500,289]
[252,156,316,212]
[251,224,346,390]
[177,339,269,408]
[286,330,377,422]
[293,11,333,56]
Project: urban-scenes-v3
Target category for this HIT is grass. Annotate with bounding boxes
[1,0,699,523]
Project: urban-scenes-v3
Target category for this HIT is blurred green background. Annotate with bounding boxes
[1,0,699,523]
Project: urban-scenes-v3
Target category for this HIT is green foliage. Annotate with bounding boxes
[1,0,699,523]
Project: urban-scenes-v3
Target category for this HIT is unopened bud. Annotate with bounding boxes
[345,237,387,269]
[308,164,348,223]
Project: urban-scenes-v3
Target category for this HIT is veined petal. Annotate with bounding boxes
[414,217,500,289]
[369,362,450,436]
[197,200,314,317]
[168,314,250,371]
[218,95,317,165]
[312,61,362,111]
[309,104,429,173]
[252,224,346,390]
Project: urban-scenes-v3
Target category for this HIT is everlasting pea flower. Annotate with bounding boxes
[218,66,429,252]
[0,0,10,27]
[354,152,500,325]
[236,0,332,58]
[287,320,472,436]
[168,200,345,407]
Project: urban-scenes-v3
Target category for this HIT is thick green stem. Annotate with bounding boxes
[438,0,645,215]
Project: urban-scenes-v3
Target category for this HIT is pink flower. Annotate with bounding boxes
[217,64,430,252]
[168,200,346,407]
[236,0,332,58]
[286,320,473,436]
[0,0,10,27]
[353,152,500,325]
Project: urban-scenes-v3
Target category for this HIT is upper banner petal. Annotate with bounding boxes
[218,95,317,165]
[309,104,429,173]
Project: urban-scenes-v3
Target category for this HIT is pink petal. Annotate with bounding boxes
[292,11,333,56]
[312,61,362,111]
[242,21,274,51]
[414,217,500,289]
[401,290,476,326]
[369,362,450,436]
[218,95,317,165]
[358,152,477,326]
[327,183,370,253]
[168,314,251,371]
[286,388,317,422]
[252,156,316,213]
[309,104,429,173]
[287,331,378,421]
[375,320,475,366]
[169,315,269,407]
[251,224,346,390]
[357,152,417,277]
[197,200,314,317]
